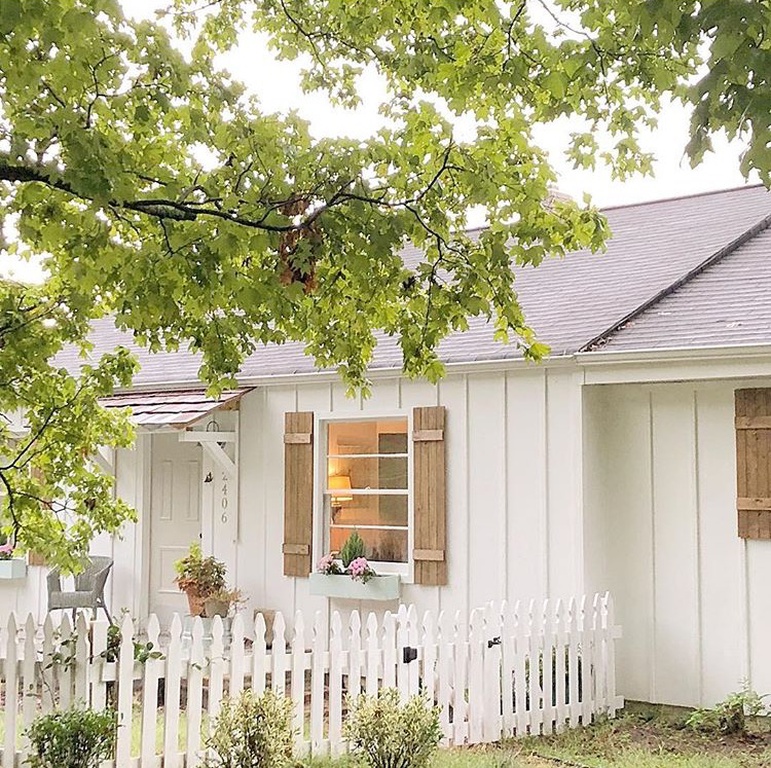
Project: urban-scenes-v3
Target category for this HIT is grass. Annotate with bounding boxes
[306,703,771,767]
[10,700,771,767]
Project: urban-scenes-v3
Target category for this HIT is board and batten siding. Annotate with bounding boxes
[235,367,585,635]
[583,380,771,708]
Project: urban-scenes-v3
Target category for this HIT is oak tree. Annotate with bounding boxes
[0,0,765,566]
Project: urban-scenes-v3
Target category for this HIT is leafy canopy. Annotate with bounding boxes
[0,0,766,566]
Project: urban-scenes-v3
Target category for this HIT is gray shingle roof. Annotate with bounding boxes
[54,184,771,386]
[598,217,771,352]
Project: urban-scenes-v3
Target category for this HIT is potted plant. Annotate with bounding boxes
[203,588,244,619]
[174,544,226,617]
[310,531,400,601]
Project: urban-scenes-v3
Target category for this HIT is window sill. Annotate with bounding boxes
[0,559,27,580]
[309,573,400,601]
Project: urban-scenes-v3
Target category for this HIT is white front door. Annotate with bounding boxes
[148,433,202,624]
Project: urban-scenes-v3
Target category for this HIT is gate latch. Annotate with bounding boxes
[402,646,418,664]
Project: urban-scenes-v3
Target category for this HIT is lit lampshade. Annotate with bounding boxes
[328,474,353,502]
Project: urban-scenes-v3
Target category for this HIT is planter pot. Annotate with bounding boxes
[182,589,206,617]
[309,573,400,601]
[0,559,27,580]
[203,598,230,618]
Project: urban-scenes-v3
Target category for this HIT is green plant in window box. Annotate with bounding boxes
[317,530,377,583]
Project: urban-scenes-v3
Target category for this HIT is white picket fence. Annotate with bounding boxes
[0,592,622,767]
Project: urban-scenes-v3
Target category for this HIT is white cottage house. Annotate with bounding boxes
[7,183,771,710]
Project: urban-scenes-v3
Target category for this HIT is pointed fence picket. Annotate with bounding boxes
[0,592,622,766]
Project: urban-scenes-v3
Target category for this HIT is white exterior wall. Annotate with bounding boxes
[584,379,771,708]
[236,366,586,633]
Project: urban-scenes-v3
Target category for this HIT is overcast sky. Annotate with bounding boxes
[1,1,758,281]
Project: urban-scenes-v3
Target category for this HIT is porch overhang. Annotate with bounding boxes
[99,388,249,430]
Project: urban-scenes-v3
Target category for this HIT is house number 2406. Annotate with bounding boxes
[220,472,229,524]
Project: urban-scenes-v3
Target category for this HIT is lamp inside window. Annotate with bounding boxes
[328,474,353,520]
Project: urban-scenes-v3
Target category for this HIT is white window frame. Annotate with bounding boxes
[313,412,414,582]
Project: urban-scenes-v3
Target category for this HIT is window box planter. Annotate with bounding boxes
[0,559,27,580]
[309,573,400,601]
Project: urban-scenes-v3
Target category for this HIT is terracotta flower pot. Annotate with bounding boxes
[185,589,206,617]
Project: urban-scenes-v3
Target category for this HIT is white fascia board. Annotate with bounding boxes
[577,344,771,385]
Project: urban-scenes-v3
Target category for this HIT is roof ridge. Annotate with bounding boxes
[580,211,771,352]
[600,182,766,212]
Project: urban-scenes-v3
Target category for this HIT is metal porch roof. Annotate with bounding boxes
[99,389,248,429]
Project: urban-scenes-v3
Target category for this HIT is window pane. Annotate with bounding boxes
[325,493,408,528]
[326,457,407,492]
[330,526,408,564]
[328,420,407,456]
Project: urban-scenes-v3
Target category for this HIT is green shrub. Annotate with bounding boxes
[25,707,116,768]
[685,683,767,735]
[205,689,294,768]
[344,689,442,768]
[339,530,366,568]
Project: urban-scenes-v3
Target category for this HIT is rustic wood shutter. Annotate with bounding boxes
[283,412,314,576]
[736,389,771,539]
[412,405,447,585]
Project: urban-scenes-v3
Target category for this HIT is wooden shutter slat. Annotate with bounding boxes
[284,433,312,444]
[282,543,310,555]
[738,497,771,510]
[413,549,445,562]
[736,416,771,429]
[413,406,447,585]
[413,429,444,442]
[283,412,314,576]
[735,389,771,539]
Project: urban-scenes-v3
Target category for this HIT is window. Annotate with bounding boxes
[322,418,410,568]
[282,406,447,586]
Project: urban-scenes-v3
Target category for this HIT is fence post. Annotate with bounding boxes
[58,613,73,709]
[328,612,344,757]
[40,615,55,714]
[291,611,307,756]
[364,612,379,697]
[272,612,287,696]
[3,613,18,768]
[553,599,568,732]
[421,610,437,709]
[482,603,503,743]
[310,611,326,755]
[382,611,396,690]
[74,612,89,704]
[541,599,555,735]
[186,617,205,768]
[468,608,485,744]
[567,597,580,726]
[163,614,183,768]
[22,614,37,747]
[500,602,516,738]
[230,614,245,696]
[140,615,162,768]
[436,611,453,742]
[348,611,362,701]
[115,614,134,768]
[251,613,267,695]
[452,611,468,745]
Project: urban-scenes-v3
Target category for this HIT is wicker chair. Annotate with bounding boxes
[47,556,113,622]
